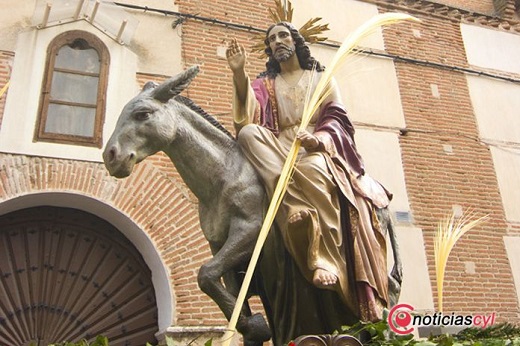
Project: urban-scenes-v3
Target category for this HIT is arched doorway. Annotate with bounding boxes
[0,206,158,346]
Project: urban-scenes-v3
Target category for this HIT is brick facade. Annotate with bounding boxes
[173,0,271,125]
[433,0,495,14]
[382,12,518,318]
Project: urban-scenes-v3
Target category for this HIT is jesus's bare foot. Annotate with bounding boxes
[288,210,310,225]
[313,268,338,288]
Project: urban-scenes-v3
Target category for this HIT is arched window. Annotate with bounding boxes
[35,31,109,147]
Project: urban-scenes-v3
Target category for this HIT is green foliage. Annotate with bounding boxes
[455,323,520,341]
[338,321,520,346]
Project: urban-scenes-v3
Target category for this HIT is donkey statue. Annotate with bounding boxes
[103,66,403,346]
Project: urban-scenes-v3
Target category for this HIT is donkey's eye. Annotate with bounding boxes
[134,112,150,121]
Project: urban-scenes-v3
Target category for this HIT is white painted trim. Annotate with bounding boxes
[504,236,520,307]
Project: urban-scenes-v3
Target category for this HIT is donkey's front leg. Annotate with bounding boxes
[197,217,271,345]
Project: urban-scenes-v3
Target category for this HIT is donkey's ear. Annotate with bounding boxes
[142,81,159,91]
[150,65,200,103]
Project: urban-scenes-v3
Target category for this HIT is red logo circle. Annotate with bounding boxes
[388,303,415,335]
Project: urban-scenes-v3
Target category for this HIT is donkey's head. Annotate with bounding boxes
[103,65,199,178]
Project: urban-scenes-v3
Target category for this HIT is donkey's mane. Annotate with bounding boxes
[174,95,235,140]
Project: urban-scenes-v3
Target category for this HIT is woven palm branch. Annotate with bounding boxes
[434,210,488,312]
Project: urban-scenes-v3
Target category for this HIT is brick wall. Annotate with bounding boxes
[174,0,271,132]
[381,6,519,320]
[431,0,495,14]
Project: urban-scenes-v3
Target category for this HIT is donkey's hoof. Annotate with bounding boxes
[237,313,272,344]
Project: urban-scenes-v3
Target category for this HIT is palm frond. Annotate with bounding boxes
[434,210,488,312]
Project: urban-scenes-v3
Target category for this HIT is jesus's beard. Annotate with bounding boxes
[274,46,295,62]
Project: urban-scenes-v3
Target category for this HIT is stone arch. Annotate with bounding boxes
[0,192,174,341]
